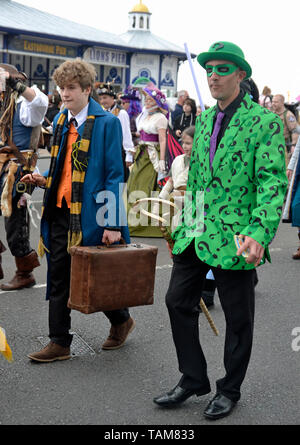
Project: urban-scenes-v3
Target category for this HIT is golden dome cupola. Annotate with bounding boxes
[131,0,150,13]
[129,1,152,32]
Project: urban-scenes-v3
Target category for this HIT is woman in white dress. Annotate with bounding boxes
[127,84,169,237]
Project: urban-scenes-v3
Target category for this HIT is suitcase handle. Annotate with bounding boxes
[97,237,127,250]
[97,239,145,250]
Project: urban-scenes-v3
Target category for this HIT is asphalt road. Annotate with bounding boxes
[0,154,299,426]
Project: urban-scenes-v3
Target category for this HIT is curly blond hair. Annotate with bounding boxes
[53,59,96,90]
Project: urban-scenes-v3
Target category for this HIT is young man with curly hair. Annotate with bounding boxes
[22,60,135,362]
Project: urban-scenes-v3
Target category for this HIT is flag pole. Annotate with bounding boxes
[184,42,205,112]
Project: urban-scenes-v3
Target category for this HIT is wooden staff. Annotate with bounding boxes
[133,198,219,336]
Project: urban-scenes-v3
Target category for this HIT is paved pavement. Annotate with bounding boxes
[0,153,299,425]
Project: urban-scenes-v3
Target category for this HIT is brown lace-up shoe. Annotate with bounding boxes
[28,342,71,363]
[102,317,136,350]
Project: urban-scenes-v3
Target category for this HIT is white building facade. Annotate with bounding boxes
[0,0,191,96]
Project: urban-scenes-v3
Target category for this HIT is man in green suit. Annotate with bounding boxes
[153,42,287,419]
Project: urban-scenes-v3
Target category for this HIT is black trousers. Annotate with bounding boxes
[166,241,256,402]
[48,201,130,347]
[4,194,33,257]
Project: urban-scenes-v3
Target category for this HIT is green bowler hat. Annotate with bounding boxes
[197,41,252,79]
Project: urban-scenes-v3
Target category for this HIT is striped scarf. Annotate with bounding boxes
[38,111,95,256]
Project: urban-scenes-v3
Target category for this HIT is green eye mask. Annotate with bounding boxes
[205,64,238,77]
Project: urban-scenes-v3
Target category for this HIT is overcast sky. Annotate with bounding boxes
[17,0,300,106]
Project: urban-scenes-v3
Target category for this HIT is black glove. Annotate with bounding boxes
[6,76,26,95]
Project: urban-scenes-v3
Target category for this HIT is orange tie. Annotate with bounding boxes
[56,123,78,208]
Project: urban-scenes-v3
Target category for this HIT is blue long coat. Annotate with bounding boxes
[41,98,130,297]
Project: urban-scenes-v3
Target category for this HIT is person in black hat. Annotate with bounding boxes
[97,82,134,180]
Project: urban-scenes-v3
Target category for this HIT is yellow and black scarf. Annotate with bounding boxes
[38,111,95,256]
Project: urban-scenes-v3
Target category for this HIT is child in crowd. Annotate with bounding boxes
[158,125,216,308]
[173,98,196,142]
[159,125,194,202]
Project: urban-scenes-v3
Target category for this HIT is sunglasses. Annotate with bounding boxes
[205,64,238,77]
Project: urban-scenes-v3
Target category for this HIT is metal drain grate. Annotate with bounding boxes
[37,332,96,357]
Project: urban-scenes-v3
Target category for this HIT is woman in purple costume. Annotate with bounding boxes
[127,84,169,237]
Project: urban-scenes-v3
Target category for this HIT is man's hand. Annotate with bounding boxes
[102,230,121,246]
[21,173,46,187]
[236,235,264,267]
[158,159,167,173]
[7,75,26,95]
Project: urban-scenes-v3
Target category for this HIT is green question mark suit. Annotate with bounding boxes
[172,93,288,270]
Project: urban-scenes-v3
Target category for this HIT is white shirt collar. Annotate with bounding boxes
[68,103,89,129]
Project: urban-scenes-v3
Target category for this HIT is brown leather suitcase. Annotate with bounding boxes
[67,243,158,314]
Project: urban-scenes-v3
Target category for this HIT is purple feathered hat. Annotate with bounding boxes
[121,86,142,118]
[121,86,141,102]
[142,83,169,116]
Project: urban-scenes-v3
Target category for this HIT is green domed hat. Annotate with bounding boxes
[197,41,252,79]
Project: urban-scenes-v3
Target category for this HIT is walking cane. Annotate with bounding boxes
[132,198,219,336]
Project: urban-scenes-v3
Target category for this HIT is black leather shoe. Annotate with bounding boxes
[153,385,211,407]
[204,393,236,420]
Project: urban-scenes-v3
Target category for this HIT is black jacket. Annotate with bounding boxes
[173,112,196,135]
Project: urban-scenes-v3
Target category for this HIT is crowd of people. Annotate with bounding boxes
[0,38,299,420]
[40,75,300,262]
